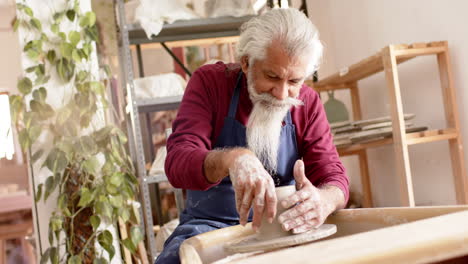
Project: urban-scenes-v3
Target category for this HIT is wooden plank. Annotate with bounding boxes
[393,46,445,59]
[406,129,457,145]
[382,46,415,207]
[358,150,373,207]
[428,41,446,47]
[338,137,394,156]
[129,36,239,50]
[309,82,354,92]
[237,210,468,264]
[349,81,373,208]
[118,218,133,264]
[408,42,427,49]
[436,44,468,204]
[314,52,384,87]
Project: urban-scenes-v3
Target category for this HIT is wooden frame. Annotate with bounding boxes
[307,41,468,207]
[180,206,468,263]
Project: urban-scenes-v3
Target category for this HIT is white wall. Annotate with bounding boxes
[307,0,468,206]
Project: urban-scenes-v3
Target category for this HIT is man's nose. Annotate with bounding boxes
[271,82,289,100]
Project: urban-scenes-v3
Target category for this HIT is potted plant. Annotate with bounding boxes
[11,0,143,263]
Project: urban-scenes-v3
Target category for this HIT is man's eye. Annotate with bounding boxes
[290,79,300,84]
[268,75,278,79]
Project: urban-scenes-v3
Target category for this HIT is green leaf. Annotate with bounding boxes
[13,18,20,32]
[76,136,97,157]
[57,193,67,212]
[56,58,75,82]
[18,77,32,95]
[68,255,81,264]
[26,65,37,73]
[9,95,24,123]
[84,26,98,42]
[19,129,30,150]
[122,238,136,254]
[44,175,55,201]
[78,187,93,207]
[110,172,124,187]
[87,12,97,27]
[96,201,112,219]
[72,49,81,63]
[26,49,40,60]
[50,247,59,264]
[69,31,80,46]
[98,230,113,247]
[105,183,118,195]
[119,207,130,223]
[23,6,34,17]
[53,12,64,22]
[76,71,89,83]
[109,194,123,208]
[90,81,105,95]
[58,32,66,41]
[32,87,47,102]
[66,10,76,22]
[93,258,107,264]
[60,42,74,59]
[47,50,56,63]
[30,18,42,31]
[50,216,62,232]
[35,183,43,202]
[90,215,100,230]
[51,23,59,34]
[83,156,100,175]
[130,226,143,247]
[31,149,44,163]
[45,148,68,174]
[40,247,51,264]
[28,125,42,143]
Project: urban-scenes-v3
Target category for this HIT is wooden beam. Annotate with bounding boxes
[382,46,415,207]
[436,43,468,204]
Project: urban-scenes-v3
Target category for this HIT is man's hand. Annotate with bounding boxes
[277,160,342,234]
[229,152,277,231]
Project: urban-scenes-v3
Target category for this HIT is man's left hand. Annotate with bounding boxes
[277,160,336,234]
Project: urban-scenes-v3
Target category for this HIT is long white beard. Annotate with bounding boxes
[246,69,303,174]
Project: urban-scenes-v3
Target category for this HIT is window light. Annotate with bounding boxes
[0,92,15,160]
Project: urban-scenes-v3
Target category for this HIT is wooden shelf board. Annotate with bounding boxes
[338,128,457,156]
[314,42,448,88]
[406,128,457,145]
[130,36,239,49]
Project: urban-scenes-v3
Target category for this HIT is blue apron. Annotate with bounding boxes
[155,71,299,264]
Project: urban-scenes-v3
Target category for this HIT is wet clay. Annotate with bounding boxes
[224,185,337,254]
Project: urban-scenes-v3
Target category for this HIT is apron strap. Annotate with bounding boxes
[228,71,244,118]
[285,110,293,124]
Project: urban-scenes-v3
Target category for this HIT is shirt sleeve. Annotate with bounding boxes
[302,90,350,204]
[164,67,221,190]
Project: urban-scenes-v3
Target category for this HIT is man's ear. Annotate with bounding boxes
[240,55,249,74]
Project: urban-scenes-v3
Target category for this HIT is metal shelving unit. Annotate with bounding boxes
[114,1,252,261]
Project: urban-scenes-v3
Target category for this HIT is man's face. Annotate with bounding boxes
[242,41,308,173]
[242,41,309,102]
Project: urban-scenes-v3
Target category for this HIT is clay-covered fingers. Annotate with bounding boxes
[291,221,320,234]
[238,187,254,226]
[280,189,313,209]
[251,180,266,231]
[278,199,316,223]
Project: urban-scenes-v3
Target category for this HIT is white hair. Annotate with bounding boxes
[236,8,323,76]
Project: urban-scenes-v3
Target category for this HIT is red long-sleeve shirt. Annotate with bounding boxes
[165,62,349,203]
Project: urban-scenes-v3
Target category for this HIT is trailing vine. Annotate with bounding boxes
[11,1,143,263]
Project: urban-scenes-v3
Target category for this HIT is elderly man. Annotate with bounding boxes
[156,8,349,264]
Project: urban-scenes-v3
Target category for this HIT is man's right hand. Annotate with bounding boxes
[228,151,277,231]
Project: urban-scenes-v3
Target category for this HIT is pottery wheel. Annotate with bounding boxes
[224,224,337,254]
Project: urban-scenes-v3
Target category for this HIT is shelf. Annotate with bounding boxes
[128,16,253,45]
[338,128,458,156]
[143,173,168,184]
[136,95,183,113]
[313,41,447,90]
